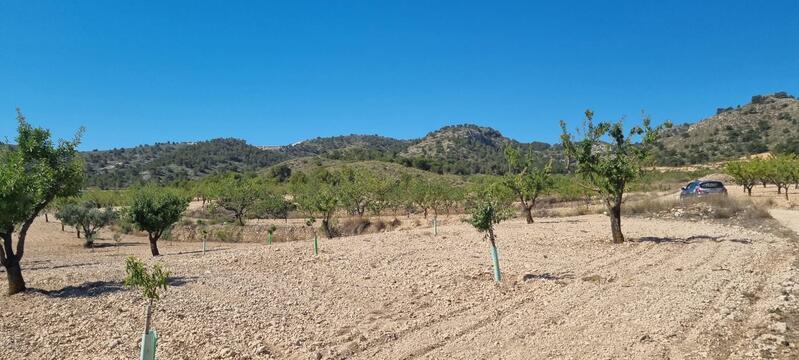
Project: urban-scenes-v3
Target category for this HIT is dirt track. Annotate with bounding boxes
[1,212,798,359]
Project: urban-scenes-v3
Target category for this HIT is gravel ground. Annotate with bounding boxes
[1,213,798,359]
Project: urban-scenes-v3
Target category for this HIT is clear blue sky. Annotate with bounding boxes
[2,1,798,150]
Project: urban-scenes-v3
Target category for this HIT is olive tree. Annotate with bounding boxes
[56,201,117,248]
[0,111,84,295]
[130,186,189,256]
[560,110,666,243]
[465,183,513,282]
[502,146,553,223]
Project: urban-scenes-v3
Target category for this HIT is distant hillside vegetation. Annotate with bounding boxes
[279,134,412,160]
[656,92,799,165]
[397,124,560,175]
[84,139,288,188]
[82,124,563,188]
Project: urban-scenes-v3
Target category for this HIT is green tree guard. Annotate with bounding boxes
[140,330,158,360]
[490,243,501,282]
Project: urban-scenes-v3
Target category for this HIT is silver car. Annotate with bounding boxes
[679,180,728,199]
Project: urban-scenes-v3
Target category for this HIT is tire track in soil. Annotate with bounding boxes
[333,233,663,358]
[353,242,680,359]
[430,240,730,360]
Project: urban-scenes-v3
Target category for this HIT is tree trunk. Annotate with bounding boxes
[747,186,752,196]
[61,223,65,231]
[143,298,154,334]
[609,203,624,244]
[523,204,534,224]
[44,213,49,223]
[76,228,81,238]
[149,234,160,256]
[5,256,26,295]
[321,219,334,239]
[236,214,245,226]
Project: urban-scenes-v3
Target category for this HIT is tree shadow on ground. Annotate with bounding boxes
[29,276,197,298]
[635,235,752,245]
[166,248,230,256]
[538,219,584,224]
[521,271,575,282]
[90,242,140,249]
[1,262,101,273]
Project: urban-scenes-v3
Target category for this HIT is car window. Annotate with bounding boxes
[700,181,723,189]
[684,182,698,191]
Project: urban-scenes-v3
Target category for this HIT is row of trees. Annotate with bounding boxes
[724,154,799,199]
[2,109,668,293]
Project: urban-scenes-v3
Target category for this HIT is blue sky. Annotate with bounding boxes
[1,1,798,150]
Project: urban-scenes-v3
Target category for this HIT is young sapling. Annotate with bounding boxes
[465,184,513,282]
[267,225,277,245]
[124,256,170,360]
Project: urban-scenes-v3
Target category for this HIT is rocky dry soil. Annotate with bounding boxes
[1,212,798,359]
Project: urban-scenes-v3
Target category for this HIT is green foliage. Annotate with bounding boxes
[84,138,289,188]
[0,111,84,234]
[293,173,339,238]
[725,159,760,195]
[215,174,264,225]
[465,182,513,242]
[124,256,170,301]
[502,146,554,222]
[129,186,189,245]
[1,110,84,294]
[82,189,130,207]
[55,201,117,246]
[560,110,667,242]
[252,191,292,220]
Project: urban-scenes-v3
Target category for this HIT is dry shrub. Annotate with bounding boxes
[623,195,771,220]
[337,217,398,236]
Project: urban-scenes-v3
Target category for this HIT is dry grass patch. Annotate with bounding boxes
[623,195,772,221]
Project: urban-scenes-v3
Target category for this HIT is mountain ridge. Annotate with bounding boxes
[76,92,797,188]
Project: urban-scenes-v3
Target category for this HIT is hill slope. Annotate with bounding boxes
[399,124,558,174]
[82,124,561,187]
[84,139,289,188]
[656,92,799,165]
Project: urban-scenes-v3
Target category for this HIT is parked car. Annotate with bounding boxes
[679,180,728,199]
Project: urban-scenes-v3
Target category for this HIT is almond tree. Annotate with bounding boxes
[724,160,758,196]
[1,110,84,295]
[766,154,798,200]
[502,146,553,223]
[560,110,666,243]
[217,175,262,226]
[129,186,189,256]
[294,176,339,239]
